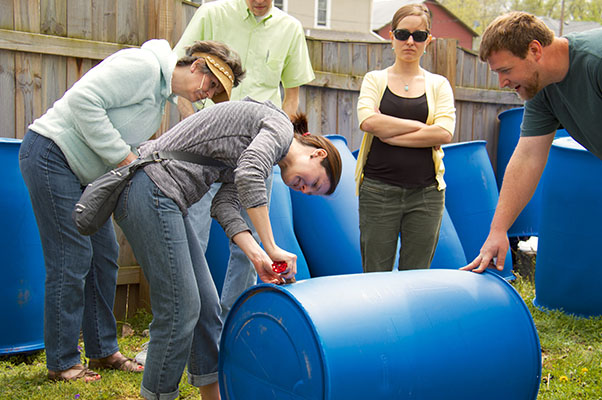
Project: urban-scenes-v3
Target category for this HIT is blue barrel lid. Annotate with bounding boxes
[219,284,326,399]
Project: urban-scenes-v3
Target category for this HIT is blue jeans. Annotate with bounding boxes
[188,173,273,319]
[359,177,445,272]
[19,130,120,371]
[114,170,221,400]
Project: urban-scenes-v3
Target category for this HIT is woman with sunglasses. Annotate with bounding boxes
[113,98,341,399]
[19,39,244,383]
[355,3,456,273]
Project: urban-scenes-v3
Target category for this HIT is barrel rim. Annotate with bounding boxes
[497,106,525,121]
[483,271,542,398]
[219,283,330,397]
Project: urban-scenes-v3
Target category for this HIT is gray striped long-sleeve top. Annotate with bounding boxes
[138,98,293,239]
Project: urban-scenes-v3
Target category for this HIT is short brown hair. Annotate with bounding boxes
[479,12,554,62]
[177,40,245,87]
[391,3,431,32]
[291,113,342,195]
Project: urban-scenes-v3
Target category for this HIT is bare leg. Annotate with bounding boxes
[199,381,220,400]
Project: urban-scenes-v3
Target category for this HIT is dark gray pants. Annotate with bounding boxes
[359,177,444,272]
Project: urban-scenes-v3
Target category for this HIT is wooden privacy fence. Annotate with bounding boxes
[1,0,524,318]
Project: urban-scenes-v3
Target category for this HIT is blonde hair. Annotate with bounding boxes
[391,3,431,31]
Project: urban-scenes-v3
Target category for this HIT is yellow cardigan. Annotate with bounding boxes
[355,67,456,195]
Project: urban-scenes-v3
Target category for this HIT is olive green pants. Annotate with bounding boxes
[359,177,445,273]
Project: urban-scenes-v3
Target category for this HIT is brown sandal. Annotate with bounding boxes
[88,355,144,372]
[48,364,101,382]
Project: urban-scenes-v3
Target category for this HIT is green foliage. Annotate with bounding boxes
[1,275,601,399]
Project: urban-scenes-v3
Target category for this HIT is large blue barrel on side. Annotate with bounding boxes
[442,141,513,279]
[534,137,602,316]
[219,269,541,399]
[0,138,45,355]
[289,135,362,277]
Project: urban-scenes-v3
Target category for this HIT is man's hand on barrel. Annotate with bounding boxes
[461,229,508,273]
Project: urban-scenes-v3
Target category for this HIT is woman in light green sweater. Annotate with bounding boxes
[19,39,244,383]
[356,4,456,273]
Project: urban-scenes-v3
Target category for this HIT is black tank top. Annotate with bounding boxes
[363,87,435,188]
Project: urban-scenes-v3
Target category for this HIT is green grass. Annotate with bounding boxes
[2,269,602,399]
[512,274,602,400]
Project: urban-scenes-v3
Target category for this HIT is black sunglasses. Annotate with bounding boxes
[393,29,429,42]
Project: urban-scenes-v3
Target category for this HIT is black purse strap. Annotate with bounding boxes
[139,150,228,168]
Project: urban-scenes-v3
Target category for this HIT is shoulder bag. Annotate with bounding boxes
[72,150,226,236]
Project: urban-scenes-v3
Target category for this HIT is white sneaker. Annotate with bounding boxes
[135,341,149,366]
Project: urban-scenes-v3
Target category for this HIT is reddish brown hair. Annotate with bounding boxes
[290,113,342,195]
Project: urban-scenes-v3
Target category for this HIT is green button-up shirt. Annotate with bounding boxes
[174,0,315,107]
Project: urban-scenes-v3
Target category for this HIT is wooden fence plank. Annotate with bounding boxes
[113,285,128,322]
[337,90,354,138]
[14,0,40,33]
[137,0,150,46]
[15,52,42,139]
[67,0,91,40]
[41,0,66,36]
[117,0,139,45]
[349,93,361,150]
[116,266,141,285]
[435,38,457,89]
[307,39,322,71]
[455,86,523,105]
[0,49,15,138]
[41,53,66,112]
[91,0,116,43]
[320,88,337,135]
[0,0,14,30]
[66,57,94,89]
[381,43,395,68]
[305,86,321,135]
[322,41,338,74]
[351,43,368,77]
[0,29,134,59]
[456,101,474,143]
[367,42,383,71]
[310,70,363,91]
[338,41,352,75]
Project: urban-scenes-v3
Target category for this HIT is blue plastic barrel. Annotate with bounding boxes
[442,141,513,279]
[497,108,571,236]
[0,138,45,355]
[205,167,311,294]
[289,135,362,277]
[219,270,541,399]
[497,107,542,237]
[430,207,467,269]
[534,137,602,316]
[205,220,230,295]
